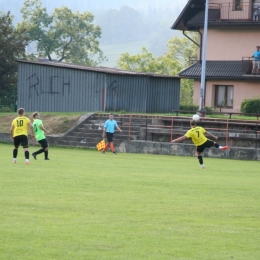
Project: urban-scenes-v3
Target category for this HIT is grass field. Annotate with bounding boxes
[1,143,260,260]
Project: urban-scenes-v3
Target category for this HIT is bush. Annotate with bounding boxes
[240,98,260,113]
[0,106,13,112]
[180,104,199,111]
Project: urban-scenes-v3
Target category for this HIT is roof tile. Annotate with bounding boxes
[179,60,251,78]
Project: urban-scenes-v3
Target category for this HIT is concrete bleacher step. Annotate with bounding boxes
[64,114,142,149]
[76,125,141,132]
[54,113,260,149]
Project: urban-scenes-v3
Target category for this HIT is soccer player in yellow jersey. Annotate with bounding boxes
[10,108,35,164]
[171,120,229,169]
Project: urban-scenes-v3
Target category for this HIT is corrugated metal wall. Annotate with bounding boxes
[105,74,148,112]
[105,75,180,113]
[18,63,106,112]
[146,77,180,113]
[17,62,180,113]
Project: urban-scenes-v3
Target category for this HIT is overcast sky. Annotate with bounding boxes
[0,0,188,15]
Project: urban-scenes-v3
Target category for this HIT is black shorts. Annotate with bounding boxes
[13,135,29,148]
[106,132,114,143]
[196,140,214,153]
[38,139,48,149]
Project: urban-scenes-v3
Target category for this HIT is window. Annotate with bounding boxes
[215,85,234,108]
[234,0,243,10]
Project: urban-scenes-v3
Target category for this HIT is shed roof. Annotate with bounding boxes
[178,60,251,79]
[17,60,179,79]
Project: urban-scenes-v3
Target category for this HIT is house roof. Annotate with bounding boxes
[187,9,220,26]
[171,0,205,31]
[178,60,251,79]
[17,60,179,79]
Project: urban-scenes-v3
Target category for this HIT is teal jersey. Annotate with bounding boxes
[33,119,45,141]
[104,119,118,133]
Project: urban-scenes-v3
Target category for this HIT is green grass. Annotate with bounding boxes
[1,143,260,260]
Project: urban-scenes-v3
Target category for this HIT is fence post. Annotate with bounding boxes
[14,86,17,112]
[226,119,229,146]
[256,121,258,150]
[170,116,174,141]
[145,116,147,142]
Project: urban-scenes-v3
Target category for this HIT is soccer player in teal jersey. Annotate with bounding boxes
[32,112,50,160]
[102,113,122,154]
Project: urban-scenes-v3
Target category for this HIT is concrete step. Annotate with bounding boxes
[59,139,124,148]
[77,124,141,132]
[63,135,138,143]
[67,133,140,140]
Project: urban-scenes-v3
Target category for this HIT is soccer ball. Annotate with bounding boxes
[192,114,200,121]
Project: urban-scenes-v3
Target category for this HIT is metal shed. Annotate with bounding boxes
[17,60,180,113]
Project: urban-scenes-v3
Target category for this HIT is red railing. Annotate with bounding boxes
[118,115,260,149]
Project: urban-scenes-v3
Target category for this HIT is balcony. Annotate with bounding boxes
[242,57,260,76]
[187,2,260,27]
[209,2,260,22]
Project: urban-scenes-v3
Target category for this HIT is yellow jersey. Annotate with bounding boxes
[185,126,207,146]
[12,116,31,137]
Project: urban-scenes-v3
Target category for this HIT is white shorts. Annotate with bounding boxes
[253,61,260,69]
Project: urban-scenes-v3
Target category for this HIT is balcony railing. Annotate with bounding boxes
[242,57,260,75]
[208,2,260,22]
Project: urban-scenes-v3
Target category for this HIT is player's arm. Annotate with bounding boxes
[171,135,187,143]
[28,122,35,138]
[116,124,122,132]
[205,131,218,140]
[39,124,50,134]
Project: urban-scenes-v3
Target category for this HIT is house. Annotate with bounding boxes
[171,0,260,112]
[17,60,180,113]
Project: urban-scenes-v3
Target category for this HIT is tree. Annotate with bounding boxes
[117,47,181,75]
[117,33,198,104]
[18,0,106,66]
[0,11,29,90]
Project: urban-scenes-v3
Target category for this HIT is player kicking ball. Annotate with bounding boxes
[171,120,229,169]
[32,112,50,160]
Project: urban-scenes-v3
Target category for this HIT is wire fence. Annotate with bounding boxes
[0,88,17,112]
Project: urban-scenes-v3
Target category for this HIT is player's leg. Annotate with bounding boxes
[205,139,229,150]
[102,133,112,153]
[196,148,205,169]
[102,142,109,153]
[213,141,229,150]
[33,139,49,160]
[21,135,30,164]
[13,137,19,163]
[102,132,110,153]
[108,134,116,153]
[43,139,50,160]
[32,147,44,160]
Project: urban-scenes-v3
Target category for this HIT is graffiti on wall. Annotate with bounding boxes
[27,73,70,98]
